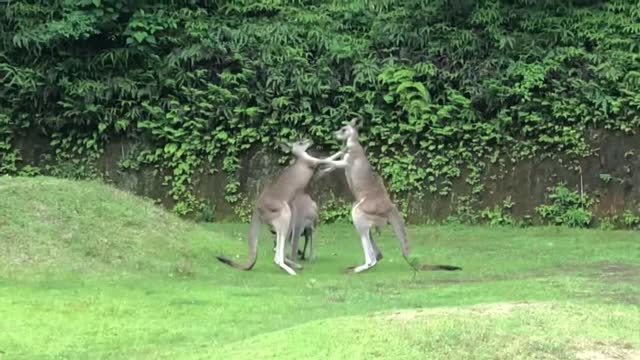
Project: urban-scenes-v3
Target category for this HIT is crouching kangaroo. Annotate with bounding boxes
[319,119,462,273]
[271,192,318,261]
[216,140,339,275]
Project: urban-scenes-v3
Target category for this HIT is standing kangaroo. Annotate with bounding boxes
[319,119,462,273]
[271,192,318,261]
[216,140,339,275]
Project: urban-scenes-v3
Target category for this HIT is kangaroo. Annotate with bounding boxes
[318,119,462,273]
[269,162,341,261]
[270,192,318,261]
[216,140,340,275]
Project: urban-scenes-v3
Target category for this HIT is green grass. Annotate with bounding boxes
[1,176,639,359]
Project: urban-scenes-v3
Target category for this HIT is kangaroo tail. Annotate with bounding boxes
[388,206,411,261]
[421,264,462,271]
[216,211,261,271]
[388,207,461,271]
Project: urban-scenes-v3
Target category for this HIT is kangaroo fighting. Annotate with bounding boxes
[216,140,340,275]
[318,118,462,273]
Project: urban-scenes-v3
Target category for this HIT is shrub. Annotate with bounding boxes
[536,184,593,228]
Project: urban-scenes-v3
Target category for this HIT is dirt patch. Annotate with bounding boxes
[595,263,640,286]
[593,263,640,305]
[383,302,548,323]
[322,286,348,303]
[384,309,423,322]
[556,262,640,285]
[465,301,544,315]
[576,342,640,360]
[400,277,490,289]
[545,262,640,305]
[429,278,485,285]
[169,299,210,306]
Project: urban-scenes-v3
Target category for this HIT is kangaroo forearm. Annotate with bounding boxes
[325,150,344,161]
[320,159,348,168]
[313,164,339,180]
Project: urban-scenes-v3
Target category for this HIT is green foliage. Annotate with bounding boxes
[598,216,617,231]
[622,210,640,229]
[536,183,594,228]
[231,195,253,223]
[446,195,479,225]
[597,209,639,230]
[480,196,515,226]
[196,200,216,223]
[1,0,640,217]
[319,195,352,224]
[599,173,613,184]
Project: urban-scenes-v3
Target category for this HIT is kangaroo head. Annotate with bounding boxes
[335,118,362,141]
[288,139,312,157]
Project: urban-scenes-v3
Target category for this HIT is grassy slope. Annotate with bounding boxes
[0,176,639,359]
[0,176,214,279]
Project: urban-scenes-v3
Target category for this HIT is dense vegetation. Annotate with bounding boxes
[2,0,640,218]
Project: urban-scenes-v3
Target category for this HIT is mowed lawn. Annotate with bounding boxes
[1,177,639,359]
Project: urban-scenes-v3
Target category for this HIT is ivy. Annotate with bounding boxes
[1,0,639,219]
[536,183,594,228]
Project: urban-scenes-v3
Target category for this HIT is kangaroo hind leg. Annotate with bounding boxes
[369,228,383,261]
[272,205,297,275]
[350,206,377,274]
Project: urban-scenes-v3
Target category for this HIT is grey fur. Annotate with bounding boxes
[271,192,318,261]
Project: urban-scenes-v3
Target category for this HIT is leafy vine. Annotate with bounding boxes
[1,0,639,219]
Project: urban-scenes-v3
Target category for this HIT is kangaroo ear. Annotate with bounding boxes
[279,143,291,153]
[349,117,363,129]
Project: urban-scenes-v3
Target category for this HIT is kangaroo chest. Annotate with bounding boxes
[343,152,368,198]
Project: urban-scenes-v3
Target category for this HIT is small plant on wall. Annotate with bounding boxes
[622,210,640,230]
[481,196,515,226]
[536,183,593,228]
